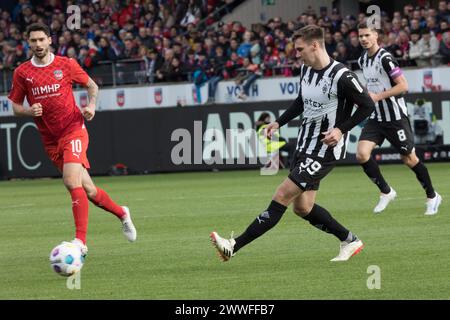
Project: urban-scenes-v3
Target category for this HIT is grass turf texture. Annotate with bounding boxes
[0,163,449,299]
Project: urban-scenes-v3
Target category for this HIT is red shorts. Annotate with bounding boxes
[45,127,90,171]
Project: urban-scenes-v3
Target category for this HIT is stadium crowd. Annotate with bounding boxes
[0,0,449,92]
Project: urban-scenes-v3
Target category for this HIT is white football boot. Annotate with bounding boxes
[210,231,236,262]
[121,206,137,242]
[330,239,364,262]
[373,188,397,213]
[425,192,442,216]
[70,238,88,259]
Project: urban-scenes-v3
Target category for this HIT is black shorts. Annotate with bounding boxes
[288,152,336,191]
[359,118,414,155]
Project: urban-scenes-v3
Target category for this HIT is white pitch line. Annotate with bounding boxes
[1,203,35,209]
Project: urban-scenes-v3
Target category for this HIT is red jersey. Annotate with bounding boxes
[8,53,89,143]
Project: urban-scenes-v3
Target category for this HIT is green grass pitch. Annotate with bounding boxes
[0,163,449,299]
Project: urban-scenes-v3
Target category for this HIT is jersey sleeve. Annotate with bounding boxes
[8,69,27,104]
[275,65,305,127]
[335,71,375,133]
[69,58,89,86]
[275,92,304,127]
[381,54,403,80]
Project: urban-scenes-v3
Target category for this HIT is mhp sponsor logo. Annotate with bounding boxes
[279,81,300,96]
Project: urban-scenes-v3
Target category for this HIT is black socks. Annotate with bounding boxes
[302,204,354,242]
[411,162,436,198]
[234,200,287,253]
[361,158,391,194]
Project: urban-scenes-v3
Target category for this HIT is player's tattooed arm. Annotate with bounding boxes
[82,77,98,121]
[86,77,98,107]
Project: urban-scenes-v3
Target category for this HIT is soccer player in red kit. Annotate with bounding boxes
[8,23,137,258]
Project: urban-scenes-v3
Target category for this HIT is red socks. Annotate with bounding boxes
[69,187,124,244]
[90,187,126,219]
[70,187,89,244]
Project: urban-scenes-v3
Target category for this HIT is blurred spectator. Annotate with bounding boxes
[333,42,349,64]
[437,1,450,23]
[67,46,77,60]
[437,20,449,40]
[325,31,336,56]
[384,32,404,59]
[397,30,411,59]
[416,29,439,67]
[56,35,69,56]
[235,57,262,100]
[290,58,303,77]
[155,48,175,82]
[119,36,139,59]
[192,50,210,103]
[262,45,279,77]
[426,16,440,35]
[92,37,117,65]
[184,49,198,75]
[237,30,253,58]
[249,37,262,65]
[207,45,227,103]
[411,28,440,67]
[410,18,422,34]
[14,45,27,67]
[347,32,363,66]
[0,0,447,91]
[138,27,154,49]
[439,30,450,65]
[276,50,292,76]
[333,31,344,44]
[145,47,164,83]
[407,30,421,66]
[0,43,17,71]
[163,56,187,82]
[224,51,243,79]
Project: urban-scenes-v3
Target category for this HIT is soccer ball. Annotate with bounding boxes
[49,242,84,277]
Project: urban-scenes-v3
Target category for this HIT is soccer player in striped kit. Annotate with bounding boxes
[357,23,442,215]
[211,25,375,262]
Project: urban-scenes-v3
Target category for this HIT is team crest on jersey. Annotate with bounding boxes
[54,69,63,80]
[79,92,88,108]
[321,78,331,95]
[116,90,125,107]
[154,88,163,105]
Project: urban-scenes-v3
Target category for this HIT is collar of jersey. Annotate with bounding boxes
[31,53,55,68]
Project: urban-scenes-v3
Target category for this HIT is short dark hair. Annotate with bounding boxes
[26,23,51,37]
[357,22,379,33]
[293,25,324,45]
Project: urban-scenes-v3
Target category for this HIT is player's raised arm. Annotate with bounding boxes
[335,72,375,134]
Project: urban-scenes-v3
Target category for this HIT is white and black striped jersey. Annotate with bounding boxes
[276,59,374,161]
[358,48,408,122]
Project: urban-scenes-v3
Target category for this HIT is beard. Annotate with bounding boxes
[33,47,49,58]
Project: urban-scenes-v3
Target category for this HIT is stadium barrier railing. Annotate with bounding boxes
[0,55,446,94]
